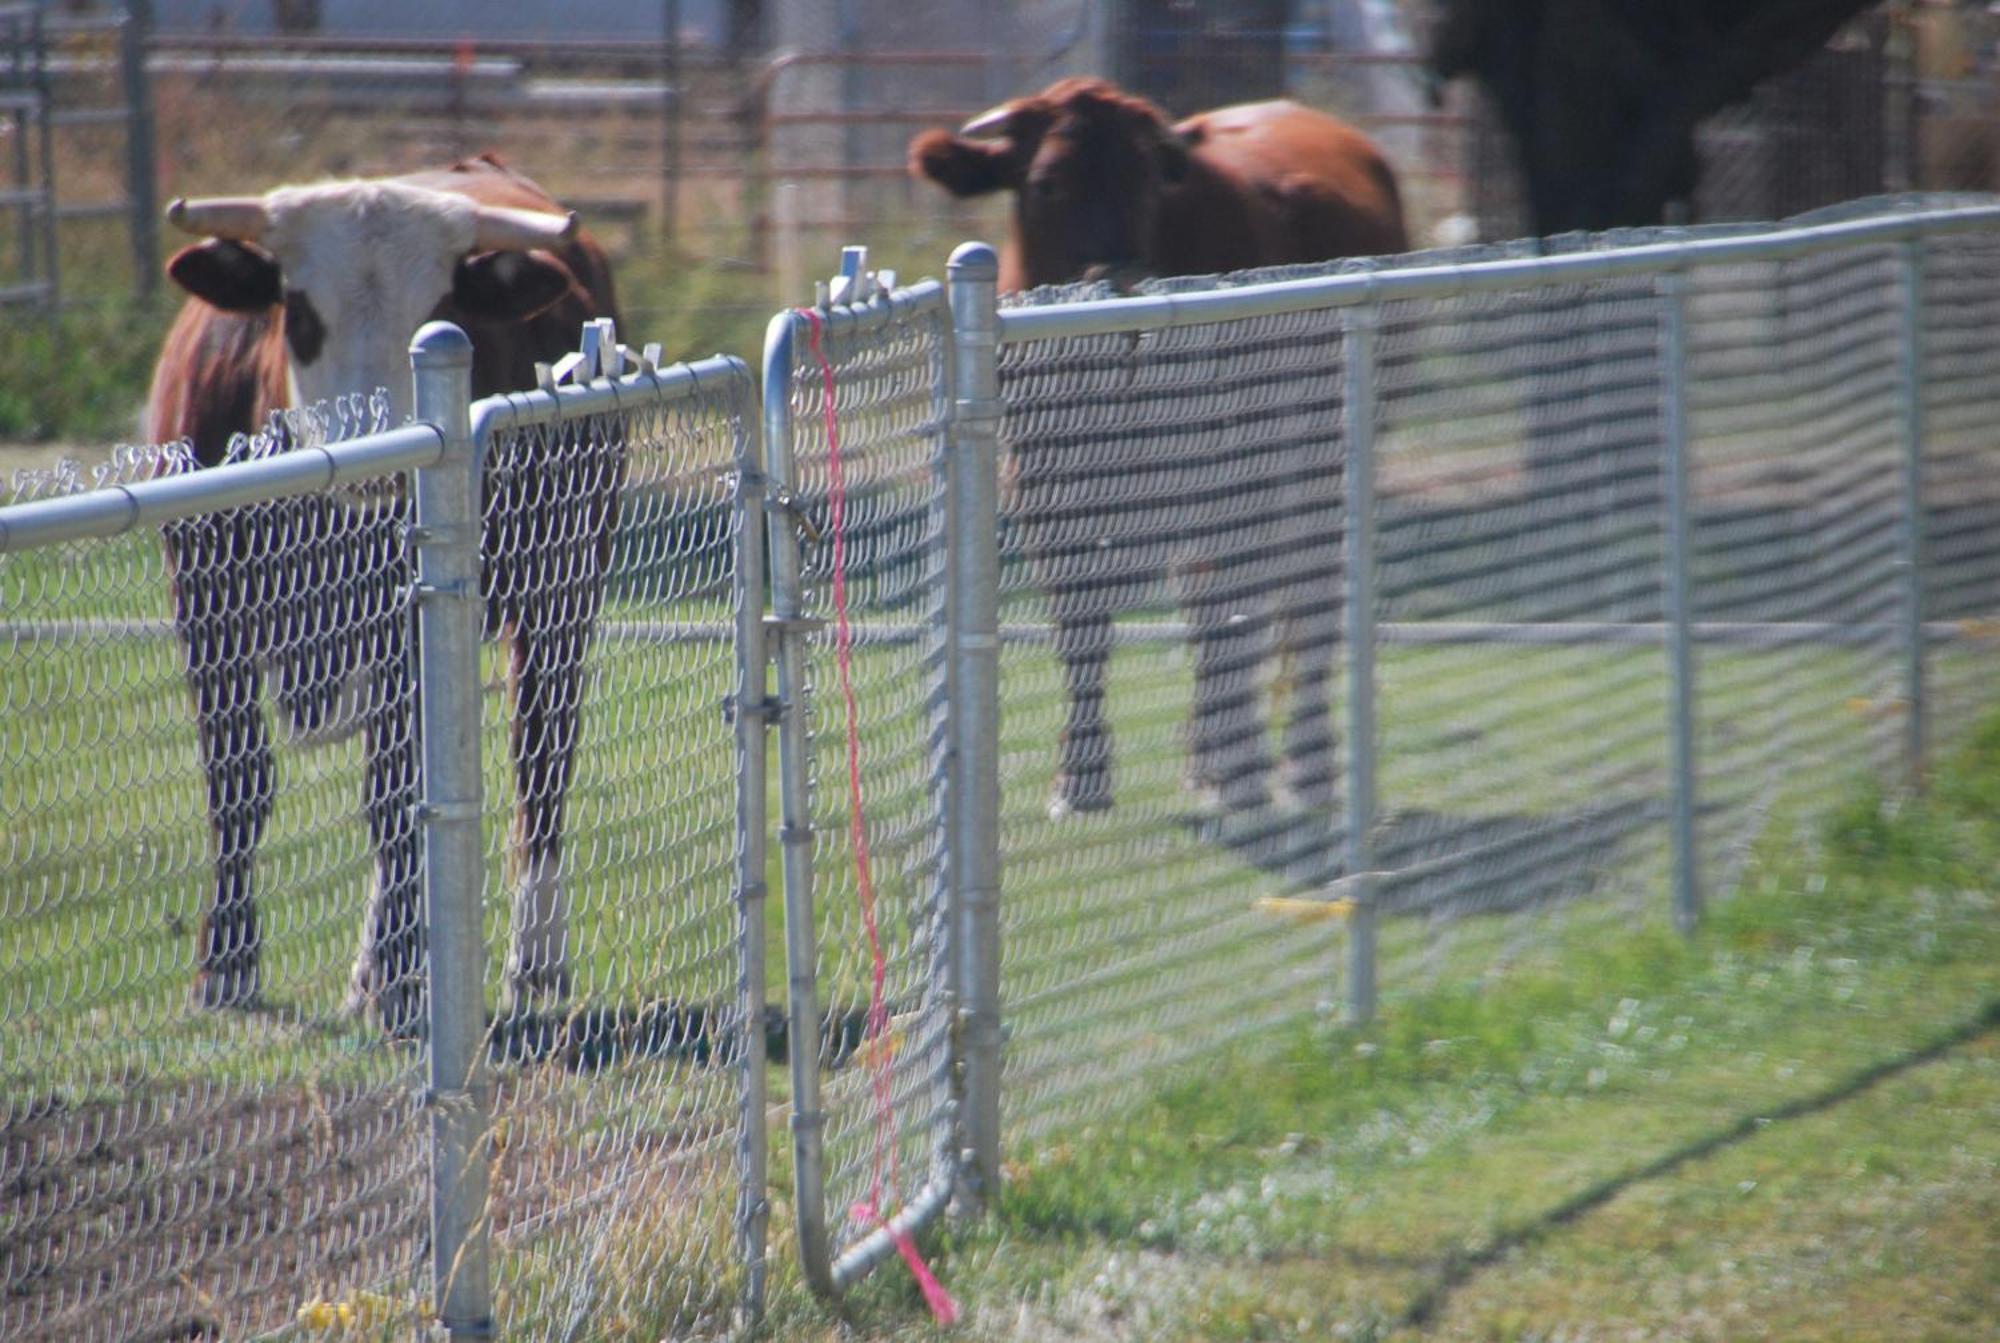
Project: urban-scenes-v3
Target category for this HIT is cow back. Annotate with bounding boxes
[1162,100,1408,274]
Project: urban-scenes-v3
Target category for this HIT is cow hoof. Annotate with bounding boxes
[344,968,424,1038]
[1185,772,1271,817]
[1048,773,1113,821]
[1273,772,1336,815]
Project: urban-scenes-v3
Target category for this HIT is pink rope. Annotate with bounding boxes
[800,309,959,1326]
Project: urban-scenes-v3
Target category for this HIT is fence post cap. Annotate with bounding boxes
[948,241,999,280]
[410,321,474,367]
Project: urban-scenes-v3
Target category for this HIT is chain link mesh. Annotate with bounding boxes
[989,199,2000,1140]
[1920,230,2000,743]
[1684,246,1907,899]
[776,294,958,1274]
[1,403,429,1342]
[1369,270,1672,990]
[995,310,1352,1139]
[476,364,761,1336]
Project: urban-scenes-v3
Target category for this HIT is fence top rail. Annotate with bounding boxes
[0,423,443,556]
[995,203,2000,345]
[469,351,755,441]
[768,277,949,346]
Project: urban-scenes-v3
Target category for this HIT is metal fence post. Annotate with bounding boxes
[1340,302,1378,1027]
[729,370,773,1319]
[760,310,836,1295]
[121,0,157,300]
[410,322,493,1341]
[1896,237,1928,785]
[1660,269,1701,936]
[947,241,1004,1208]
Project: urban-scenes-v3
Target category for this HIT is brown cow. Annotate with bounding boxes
[147,154,621,1033]
[912,81,1405,829]
[909,77,1406,291]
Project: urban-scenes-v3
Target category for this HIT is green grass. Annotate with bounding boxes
[0,300,172,444]
[774,718,2000,1341]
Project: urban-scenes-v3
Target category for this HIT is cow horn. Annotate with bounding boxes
[470,205,578,252]
[958,104,1015,138]
[166,196,271,241]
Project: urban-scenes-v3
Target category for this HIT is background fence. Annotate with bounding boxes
[20,1,2000,321]
[4,196,2000,1337]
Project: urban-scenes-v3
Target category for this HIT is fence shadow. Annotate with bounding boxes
[1397,996,2000,1330]
[1191,795,1661,920]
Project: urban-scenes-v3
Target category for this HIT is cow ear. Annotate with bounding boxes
[909,130,1022,198]
[167,239,282,313]
[1159,130,1193,185]
[450,249,579,322]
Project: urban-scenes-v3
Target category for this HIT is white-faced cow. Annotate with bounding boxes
[911,80,1406,823]
[147,154,621,1033]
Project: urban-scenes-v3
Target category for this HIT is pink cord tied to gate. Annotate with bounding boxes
[800,307,961,1327]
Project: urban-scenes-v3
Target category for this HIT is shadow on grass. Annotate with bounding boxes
[1399,996,2000,1330]
[1189,795,1661,919]
[487,1000,884,1072]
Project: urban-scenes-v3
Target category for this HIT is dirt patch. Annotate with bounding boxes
[2,1077,427,1342]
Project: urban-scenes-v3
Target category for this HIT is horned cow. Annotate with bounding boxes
[147,154,621,1032]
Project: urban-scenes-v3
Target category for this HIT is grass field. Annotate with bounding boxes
[773,716,2000,1342]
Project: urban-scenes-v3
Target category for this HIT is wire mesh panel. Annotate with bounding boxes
[472,357,763,1336]
[1368,272,1673,993]
[0,410,431,1342]
[767,287,958,1285]
[983,198,2000,1139]
[1684,246,1908,898]
[994,307,1351,1140]
[1920,229,2000,745]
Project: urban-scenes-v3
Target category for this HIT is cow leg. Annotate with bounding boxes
[1049,592,1114,819]
[342,508,423,1036]
[345,652,423,1036]
[1276,541,1341,814]
[186,652,273,1010]
[1181,561,1274,815]
[167,514,273,1012]
[500,623,590,1012]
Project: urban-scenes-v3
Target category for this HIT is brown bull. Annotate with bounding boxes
[912,81,1405,825]
[146,154,621,1033]
[909,77,1406,291]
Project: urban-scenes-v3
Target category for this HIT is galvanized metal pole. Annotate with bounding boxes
[410,322,493,1341]
[760,309,836,1295]
[1341,302,1378,1027]
[947,241,1004,1208]
[121,0,158,300]
[1896,238,1928,785]
[1659,270,1701,936]
[729,366,772,1319]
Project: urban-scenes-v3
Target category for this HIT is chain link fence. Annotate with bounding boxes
[6,197,2000,1335]
[993,301,1354,1139]
[1,406,433,1341]
[471,354,763,1336]
[0,328,764,1340]
[965,194,2000,1157]
[761,282,962,1292]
